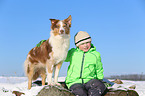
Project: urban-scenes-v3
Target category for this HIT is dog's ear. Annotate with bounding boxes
[50,19,59,25]
[64,15,72,27]
[50,19,59,30]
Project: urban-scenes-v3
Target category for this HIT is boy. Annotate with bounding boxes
[65,31,106,96]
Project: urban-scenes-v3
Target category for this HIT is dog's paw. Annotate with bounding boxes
[48,82,55,86]
[55,82,61,86]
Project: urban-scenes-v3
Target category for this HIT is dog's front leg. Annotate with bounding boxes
[46,64,54,85]
[54,62,62,86]
[40,71,46,86]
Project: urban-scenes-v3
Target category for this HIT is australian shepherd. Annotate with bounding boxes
[24,15,72,89]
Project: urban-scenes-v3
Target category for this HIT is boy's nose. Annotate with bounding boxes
[84,43,88,45]
[84,43,88,47]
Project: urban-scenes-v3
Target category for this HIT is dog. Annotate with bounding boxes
[24,15,72,89]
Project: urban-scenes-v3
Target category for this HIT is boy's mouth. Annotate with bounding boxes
[84,46,89,49]
[83,47,89,51]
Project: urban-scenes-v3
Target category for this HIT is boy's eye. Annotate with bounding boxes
[86,42,91,44]
[81,43,85,45]
[80,42,91,45]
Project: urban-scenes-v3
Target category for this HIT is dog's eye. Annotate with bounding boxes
[63,23,67,28]
[63,25,66,28]
[55,25,59,28]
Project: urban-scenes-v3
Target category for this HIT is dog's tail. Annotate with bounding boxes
[24,59,30,77]
[32,71,40,80]
[24,59,39,80]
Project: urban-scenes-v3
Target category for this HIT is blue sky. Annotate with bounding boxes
[0,0,145,77]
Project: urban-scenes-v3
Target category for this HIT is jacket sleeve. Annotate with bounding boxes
[96,52,104,80]
[65,48,75,62]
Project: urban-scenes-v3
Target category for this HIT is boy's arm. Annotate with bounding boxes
[65,48,75,62]
[96,53,104,80]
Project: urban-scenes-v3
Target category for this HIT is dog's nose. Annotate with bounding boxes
[60,30,64,34]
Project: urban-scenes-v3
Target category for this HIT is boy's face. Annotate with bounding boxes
[79,42,91,52]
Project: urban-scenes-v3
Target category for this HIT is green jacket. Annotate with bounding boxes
[65,44,104,88]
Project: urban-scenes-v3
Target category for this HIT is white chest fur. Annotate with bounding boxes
[49,33,70,64]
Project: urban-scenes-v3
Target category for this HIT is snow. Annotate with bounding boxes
[0,76,145,96]
[108,80,145,96]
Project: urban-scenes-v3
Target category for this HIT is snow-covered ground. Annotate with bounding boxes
[0,76,145,96]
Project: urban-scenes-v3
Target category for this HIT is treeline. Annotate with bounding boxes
[106,74,145,81]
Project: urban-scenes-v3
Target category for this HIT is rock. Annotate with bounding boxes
[104,90,127,96]
[112,79,123,84]
[127,90,139,96]
[37,85,74,96]
[2,88,9,93]
[104,90,139,96]
[129,85,136,89]
[12,91,25,96]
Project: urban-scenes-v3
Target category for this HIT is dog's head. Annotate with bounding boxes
[50,15,72,37]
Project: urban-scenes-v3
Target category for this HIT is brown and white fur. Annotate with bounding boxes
[24,15,72,89]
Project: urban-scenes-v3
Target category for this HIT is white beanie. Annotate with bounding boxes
[75,31,92,47]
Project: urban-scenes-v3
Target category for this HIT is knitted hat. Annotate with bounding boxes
[75,31,92,47]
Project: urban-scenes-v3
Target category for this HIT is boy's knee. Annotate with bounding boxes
[85,79,106,95]
[86,79,106,88]
[70,83,87,96]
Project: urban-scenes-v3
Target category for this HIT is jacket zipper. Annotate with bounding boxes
[80,53,85,84]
